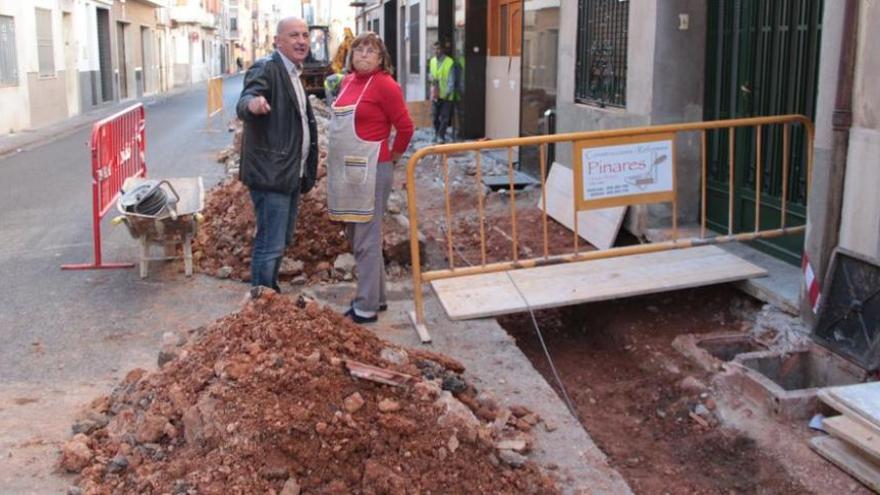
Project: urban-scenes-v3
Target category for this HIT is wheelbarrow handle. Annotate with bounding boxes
[157,180,181,204]
[157,180,180,220]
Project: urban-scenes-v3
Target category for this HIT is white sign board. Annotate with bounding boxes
[574,133,677,210]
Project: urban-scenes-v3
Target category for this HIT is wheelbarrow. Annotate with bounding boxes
[112,177,205,278]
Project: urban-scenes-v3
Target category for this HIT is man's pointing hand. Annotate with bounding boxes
[248,96,271,115]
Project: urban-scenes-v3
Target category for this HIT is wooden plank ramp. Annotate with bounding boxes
[431,245,767,321]
[828,382,880,431]
[824,415,880,464]
[819,389,880,433]
[811,436,880,492]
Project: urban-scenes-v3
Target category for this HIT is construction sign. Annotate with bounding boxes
[573,133,676,210]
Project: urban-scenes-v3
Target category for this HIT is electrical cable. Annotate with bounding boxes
[120,180,170,216]
[133,186,168,215]
[438,222,580,419]
[504,270,580,420]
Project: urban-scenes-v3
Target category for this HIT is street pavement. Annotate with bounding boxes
[0,75,251,493]
[0,74,639,495]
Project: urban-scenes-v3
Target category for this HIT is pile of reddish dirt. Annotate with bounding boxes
[192,172,350,283]
[396,152,586,270]
[499,286,812,494]
[62,292,558,494]
[448,208,587,267]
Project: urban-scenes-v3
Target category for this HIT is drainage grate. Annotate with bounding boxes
[813,248,880,371]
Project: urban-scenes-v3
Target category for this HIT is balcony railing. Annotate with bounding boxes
[169,5,216,28]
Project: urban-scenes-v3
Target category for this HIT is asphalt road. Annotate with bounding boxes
[0,75,250,492]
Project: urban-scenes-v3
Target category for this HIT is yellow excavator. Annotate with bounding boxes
[301,25,333,96]
[322,28,355,103]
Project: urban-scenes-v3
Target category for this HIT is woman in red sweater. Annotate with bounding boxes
[327,32,414,324]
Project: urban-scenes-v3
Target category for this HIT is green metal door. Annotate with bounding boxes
[704,0,823,265]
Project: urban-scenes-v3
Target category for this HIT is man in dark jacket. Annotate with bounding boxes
[236,17,319,292]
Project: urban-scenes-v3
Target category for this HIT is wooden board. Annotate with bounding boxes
[819,390,880,433]
[538,163,626,250]
[828,382,880,431]
[811,436,880,492]
[431,245,767,320]
[824,415,880,463]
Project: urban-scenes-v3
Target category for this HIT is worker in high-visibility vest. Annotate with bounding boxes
[429,41,457,143]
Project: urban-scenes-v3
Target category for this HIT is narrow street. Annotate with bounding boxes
[0,0,877,492]
[0,75,249,493]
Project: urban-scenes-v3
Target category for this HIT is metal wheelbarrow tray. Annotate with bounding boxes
[115,177,205,278]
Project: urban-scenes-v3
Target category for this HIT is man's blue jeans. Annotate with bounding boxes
[249,188,300,291]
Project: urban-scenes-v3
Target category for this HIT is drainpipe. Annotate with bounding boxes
[803,0,859,324]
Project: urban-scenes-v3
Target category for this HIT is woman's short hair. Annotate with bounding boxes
[348,31,394,75]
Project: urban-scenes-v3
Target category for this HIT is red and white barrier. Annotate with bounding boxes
[802,253,821,313]
[62,104,147,270]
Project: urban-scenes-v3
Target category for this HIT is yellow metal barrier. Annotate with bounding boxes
[206,76,224,129]
[405,115,814,336]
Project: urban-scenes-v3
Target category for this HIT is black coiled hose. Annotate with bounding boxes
[132,186,168,215]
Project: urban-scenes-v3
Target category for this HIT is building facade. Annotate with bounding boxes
[112,0,163,100]
[357,0,879,318]
[0,0,226,135]
[169,0,221,86]
[0,0,100,132]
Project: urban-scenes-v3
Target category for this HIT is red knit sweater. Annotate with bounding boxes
[335,70,414,163]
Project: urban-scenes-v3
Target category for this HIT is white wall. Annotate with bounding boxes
[485,56,520,139]
[0,1,31,133]
[0,0,68,131]
[77,2,100,72]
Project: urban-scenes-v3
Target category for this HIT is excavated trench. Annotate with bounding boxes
[182,100,866,493]
[498,286,817,494]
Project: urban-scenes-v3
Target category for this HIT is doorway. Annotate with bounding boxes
[383,0,397,80]
[398,4,407,84]
[140,26,152,95]
[485,0,522,139]
[63,12,78,116]
[96,8,112,102]
[519,1,559,177]
[704,0,824,265]
[460,0,487,139]
[116,22,129,100]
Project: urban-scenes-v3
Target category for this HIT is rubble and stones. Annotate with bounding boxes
[191,175,351,284]
[62,291,558,494]
[195,98,420,285]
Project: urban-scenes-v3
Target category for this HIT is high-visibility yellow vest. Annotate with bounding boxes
[429,56,455,100]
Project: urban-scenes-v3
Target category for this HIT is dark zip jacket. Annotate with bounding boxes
[236,51,319,194]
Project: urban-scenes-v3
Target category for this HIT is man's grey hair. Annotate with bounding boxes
[276,17,307,36]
